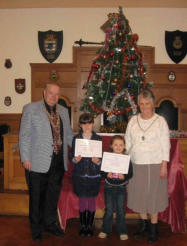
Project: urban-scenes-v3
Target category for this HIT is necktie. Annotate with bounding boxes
[50,107,61,154]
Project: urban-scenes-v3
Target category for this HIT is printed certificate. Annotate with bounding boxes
[75,139,102,158]
[101,152,130,174]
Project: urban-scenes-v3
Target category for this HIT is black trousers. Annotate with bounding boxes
[27,154,64,237]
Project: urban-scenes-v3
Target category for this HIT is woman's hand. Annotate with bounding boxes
[74,155,82,162]
[92,157,100,165]
[160,161,167,178]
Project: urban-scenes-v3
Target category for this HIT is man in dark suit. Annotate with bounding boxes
[19,82,73,242]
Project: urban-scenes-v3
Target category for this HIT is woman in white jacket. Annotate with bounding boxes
[125,88,170,243]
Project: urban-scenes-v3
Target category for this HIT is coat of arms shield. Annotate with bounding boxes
[38,30,63,63]
[15,79,26,94]
[165,30,187,64]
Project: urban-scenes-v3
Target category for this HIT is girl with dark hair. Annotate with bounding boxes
[70,113,102,237]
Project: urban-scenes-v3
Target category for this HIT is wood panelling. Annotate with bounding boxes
[0,193,28,215]
[149,65,187,130]
[3,133,27,191]
[149,65,187,87]
[0,114,21,132]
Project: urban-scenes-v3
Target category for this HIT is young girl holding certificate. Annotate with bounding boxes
[98,135,133,241]
[70,113,102,237]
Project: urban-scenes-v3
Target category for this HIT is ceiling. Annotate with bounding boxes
[0,0,187,9]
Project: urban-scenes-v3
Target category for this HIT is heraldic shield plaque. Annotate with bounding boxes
[38,30,63,63]
[15,79,25,94]
[165,30,187,64]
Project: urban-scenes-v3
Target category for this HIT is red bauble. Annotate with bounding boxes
[92,62,96,67]
[100,54,106,59]
[131,55,136,60]
[132,33,139,43]
[92,62,100,69]
[110,52,115,57]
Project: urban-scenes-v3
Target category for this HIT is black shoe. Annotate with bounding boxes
[86,211,95,237]
[32,234,42,243]
[79,211,87,237]
[148,223,158,243]
[45,224,64,237]
[87,225,93,237]
[79,225,87,237]
[134,219,149,238]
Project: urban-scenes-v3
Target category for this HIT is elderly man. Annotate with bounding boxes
[19,82,73,242]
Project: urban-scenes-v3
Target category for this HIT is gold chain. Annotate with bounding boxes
[44,106,62,146]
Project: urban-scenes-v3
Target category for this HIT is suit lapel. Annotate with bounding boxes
[39,101,52,135]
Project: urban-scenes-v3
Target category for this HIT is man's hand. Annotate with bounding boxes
[23,161,31,171]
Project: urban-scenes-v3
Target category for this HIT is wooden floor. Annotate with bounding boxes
[0,216,186,246]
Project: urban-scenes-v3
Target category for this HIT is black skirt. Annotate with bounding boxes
[72,175,101,197]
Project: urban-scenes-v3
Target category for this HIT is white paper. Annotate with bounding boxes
[101,152,130,174]
[75,139,102,158]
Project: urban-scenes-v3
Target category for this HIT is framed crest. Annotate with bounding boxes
[38,30,63,63]
[15,79,26,94]
[4,59,12,69]
[165,30,187,64]
[4,96,12,106]
[168,71,176,82]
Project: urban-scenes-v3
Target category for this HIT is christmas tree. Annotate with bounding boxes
[80,7,149,132]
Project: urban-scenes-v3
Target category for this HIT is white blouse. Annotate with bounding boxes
[125,113,170,165]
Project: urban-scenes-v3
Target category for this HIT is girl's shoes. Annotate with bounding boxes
[79,211,87,236]
[120,234,128,240]
[86,211,95,237]
[98,232,107,239]
[98,232,128,240]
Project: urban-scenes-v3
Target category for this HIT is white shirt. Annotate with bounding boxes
[125,113,170,165]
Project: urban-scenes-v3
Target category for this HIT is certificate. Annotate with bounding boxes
[75,139,102,158]
[101,152,130,174]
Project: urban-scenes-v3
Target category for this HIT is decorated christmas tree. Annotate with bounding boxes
[80,7,149,132]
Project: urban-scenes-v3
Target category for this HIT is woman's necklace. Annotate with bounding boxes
[137,114,158,141]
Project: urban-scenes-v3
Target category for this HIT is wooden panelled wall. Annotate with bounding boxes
[0,114,21,133]
[1,46,187,132]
